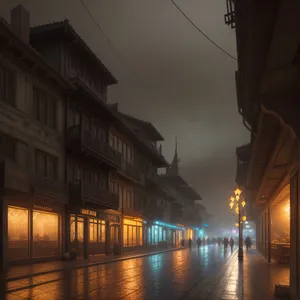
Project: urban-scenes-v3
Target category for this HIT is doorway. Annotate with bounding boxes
[70,215,85,258]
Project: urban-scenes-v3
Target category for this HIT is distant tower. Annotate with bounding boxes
[168,136,180,176]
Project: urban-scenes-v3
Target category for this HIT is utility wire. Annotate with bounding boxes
[170,0,237,61]
[79,0,141,83]
[80,0,117,51]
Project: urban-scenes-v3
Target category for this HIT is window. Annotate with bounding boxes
[69,108,80,127]
[33,86,57,129]
[0,64,15,106]
[89,219,105,243]
[35,150,58,181]
[123,219,142,247]
[32,210,59,258]
[109,132,133,164]
[8,206,29,259]
[0,133,16,161]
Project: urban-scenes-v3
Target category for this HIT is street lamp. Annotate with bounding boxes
[229,187,246,261]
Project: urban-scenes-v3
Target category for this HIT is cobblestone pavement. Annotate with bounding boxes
[3,246,288,300]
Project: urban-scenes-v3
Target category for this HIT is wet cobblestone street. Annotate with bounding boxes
[3,246,286,300]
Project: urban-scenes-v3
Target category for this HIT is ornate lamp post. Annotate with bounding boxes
[229,187,246,261]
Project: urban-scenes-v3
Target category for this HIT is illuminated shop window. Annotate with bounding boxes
[70,215,85,242]
[158,227,162,242]
[123,219,143,247]
[89,219,105,243]
[132,226,137,246]
[8,206,29,260]
[147,227,151,244]
[32,210,59,258]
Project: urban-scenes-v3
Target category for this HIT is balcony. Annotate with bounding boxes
[33,176,68,201]
[67,125,121,168]
[69,180,119,209]
[224,0,235,28]
[119,160,144,184]
[0,160,30,194]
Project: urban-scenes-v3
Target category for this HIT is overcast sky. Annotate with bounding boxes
[1,0,249,230]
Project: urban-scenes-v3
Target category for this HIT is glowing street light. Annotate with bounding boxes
[228,187,246,261]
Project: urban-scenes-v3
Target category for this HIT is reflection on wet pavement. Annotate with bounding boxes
[4,246,237,300]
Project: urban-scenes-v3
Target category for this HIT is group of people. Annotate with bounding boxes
[185,236,253,252]
[223,237,235,252]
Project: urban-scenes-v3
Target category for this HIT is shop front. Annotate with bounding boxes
[123,217,143,251]
[68,207,121,258]
[148,221,184,249]
[5,197,63,265]
[257,184,291,265]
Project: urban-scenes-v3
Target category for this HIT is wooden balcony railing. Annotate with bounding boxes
[67,125,121,168]
[69,180,119,209]
[0,159,30,193]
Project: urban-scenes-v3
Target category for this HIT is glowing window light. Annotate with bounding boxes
[284,203,290,218]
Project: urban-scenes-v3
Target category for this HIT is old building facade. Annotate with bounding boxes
[227,0,300,298]
[0,5,206,270]
[0,5,72,269]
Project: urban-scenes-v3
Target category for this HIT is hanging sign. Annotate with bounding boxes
[33,205,53,212]
[80,209,97,217]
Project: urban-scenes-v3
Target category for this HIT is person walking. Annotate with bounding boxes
[197,237,202,250]
[188,238,192,249]
[229,237,234,253]
[223,237,229,250]
[245,236,252,251]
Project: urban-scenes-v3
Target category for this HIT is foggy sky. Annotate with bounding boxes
[1,0,249,230]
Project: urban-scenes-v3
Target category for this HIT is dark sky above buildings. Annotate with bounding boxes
[1,0,249,230]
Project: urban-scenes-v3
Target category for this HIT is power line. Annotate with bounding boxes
[170,0,237,61]
[79,0,141,83]
[80,0,117,51]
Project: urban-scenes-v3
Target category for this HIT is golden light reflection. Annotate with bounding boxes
[230,196,235,202]
[229,202,234,209]
[241,200,246,207]
[242,216,247,222]
[235,206,239,214]
[235,223,239,227]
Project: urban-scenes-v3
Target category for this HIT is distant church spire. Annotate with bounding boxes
[168,136,180,176]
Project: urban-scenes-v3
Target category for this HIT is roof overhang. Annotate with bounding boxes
[0,20,73,92]
[30,20,117,85]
